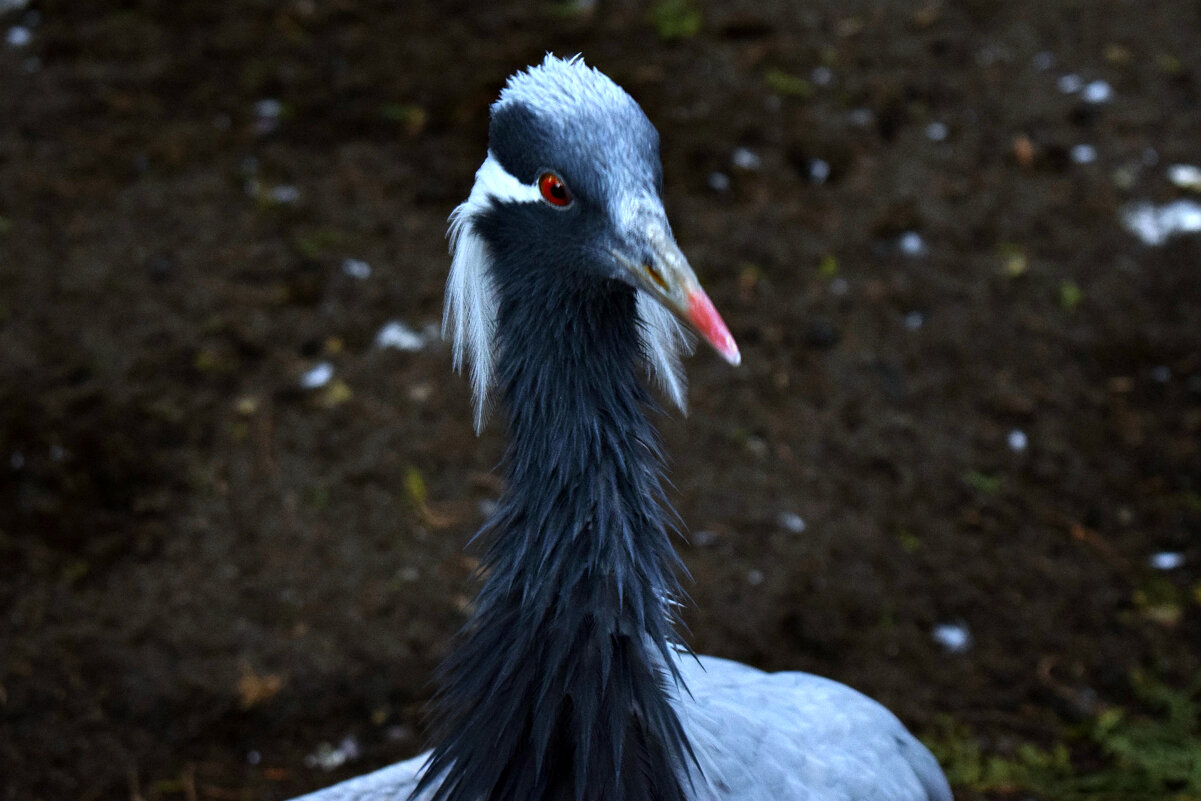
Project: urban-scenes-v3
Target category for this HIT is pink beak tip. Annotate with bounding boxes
[687,289,741,366]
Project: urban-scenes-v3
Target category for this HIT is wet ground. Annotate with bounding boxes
[2,2,1200,799]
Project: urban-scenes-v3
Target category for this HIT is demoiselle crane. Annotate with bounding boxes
[292,55,952,801]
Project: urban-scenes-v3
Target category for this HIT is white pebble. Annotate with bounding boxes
[246,750,262,765]
[847,108,874,128]
[478,499,498,518]
[746,569,765,586]
[0,0,31,13]
[1149,552,1184,570]
[811,65,833,86]
[254,98,283,119]
[269,184,300,204]
[707,172,731,193]
[5,24,31,47]
[829,277,849,296]
[49,444,65,461]
[398,566,421,582]
[1150,365,1171,383]
[1070,144,1097,164]
[1082,80,1113,104]
[731,147,762,171]
[898,231,927,256]
[1032,51,1055,71]
[931,622,973,654]
[1057,73,1083,94]
[1120,199,1201,246]
[925,121,949,142]
[407,382,432,403]
[1007,429,1028,452]
[1142,147,1160,167]
[305,736,361,772]
[300,362,334,389]
[904,311,925,331]
[1168,164,1201,192]
[777,512,806,533]
[341,258,372,279]
[375,320,425,352]
[807,158,831,185]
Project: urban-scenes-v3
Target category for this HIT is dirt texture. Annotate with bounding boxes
[2,2,1200,800]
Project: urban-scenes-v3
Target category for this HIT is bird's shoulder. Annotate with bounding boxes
[675,655,952,801]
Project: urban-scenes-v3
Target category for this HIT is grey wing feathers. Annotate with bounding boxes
[677,656,952,801]
[288,752,431,801]
[286,658,951,801]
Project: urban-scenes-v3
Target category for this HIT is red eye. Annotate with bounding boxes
[538,172,572,207]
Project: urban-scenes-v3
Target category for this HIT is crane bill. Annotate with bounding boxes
[686,289,741,366]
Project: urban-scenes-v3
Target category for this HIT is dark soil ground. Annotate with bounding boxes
[3,2,1200,800]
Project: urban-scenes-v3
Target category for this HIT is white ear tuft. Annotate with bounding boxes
[444,203,498,434]
[637,293,694,414]
[443,153,541,433]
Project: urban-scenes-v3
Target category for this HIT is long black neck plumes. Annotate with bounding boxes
[418,256,694,801]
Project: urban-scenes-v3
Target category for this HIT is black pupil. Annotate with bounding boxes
[546,177,567,202]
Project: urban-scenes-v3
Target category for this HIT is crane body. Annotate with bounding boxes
[292,56,952,801]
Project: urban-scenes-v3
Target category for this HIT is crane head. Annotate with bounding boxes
[445,54,739,432]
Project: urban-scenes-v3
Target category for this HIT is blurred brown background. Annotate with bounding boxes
[2,1,1199,799]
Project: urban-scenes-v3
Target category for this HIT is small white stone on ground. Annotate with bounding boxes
[5,24,31,47]
[1007,429,1028,452]
[925,121,949,142]
[1032,51,1055,71]
[707,172,731,192]
[1149,552,1184,570]
[847,108,873,128]
[1168,164,1201,192]
[375,320,425,351]
[1070,144,1097,164]
[904,311,925,331]
[1057,73,1083,93]
[731,147,762,171]
[254,98,283,119]
[1082,80,1112,103]
[1121,199,1201,246]
[746,569,765,586]
[269,185,299,204]
[305,736,362,772]
[341,258,372,279]
[899,231,927,256]
[932,622,973,654]
[777,512,806,533]
[807,158,831,184]
[300,362,334,389]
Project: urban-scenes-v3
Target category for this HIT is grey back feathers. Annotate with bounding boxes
[443,55,693,433]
